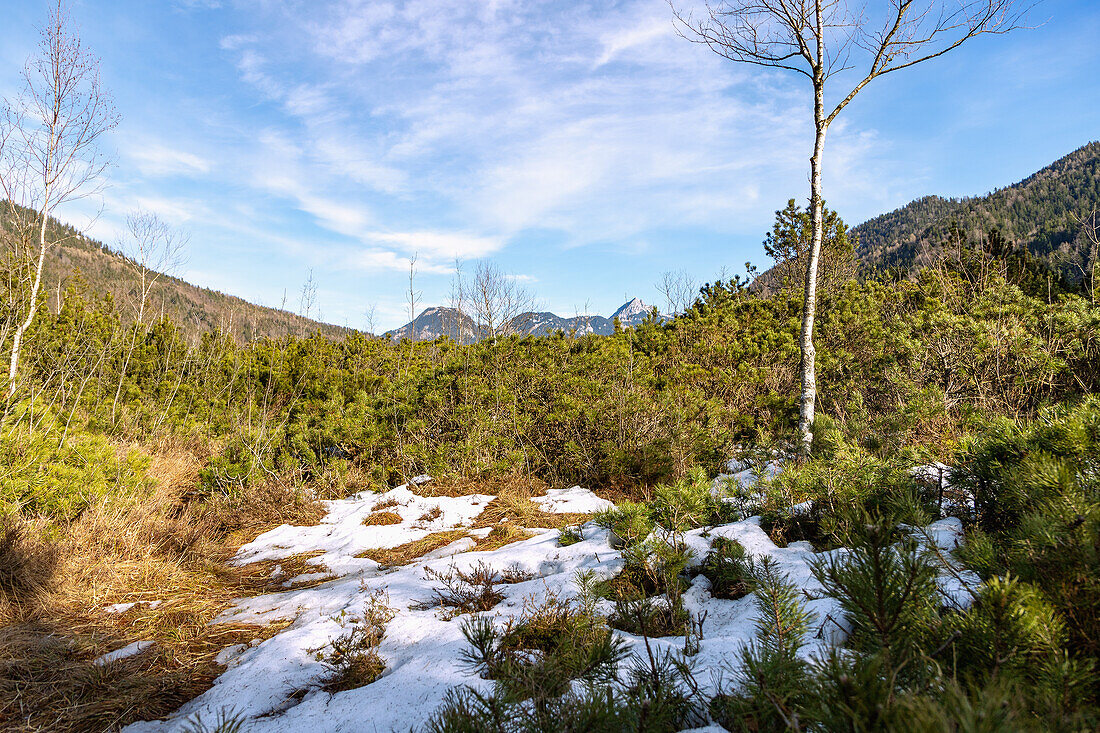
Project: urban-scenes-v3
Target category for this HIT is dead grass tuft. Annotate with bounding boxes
[362,511,402,527]
[316,590,394,692]
[356,530,469,566]
[414,561,505,618]
[204,480,325,541]
[232,551,336,594]
[411,474,546,499]
[473,523,535,551]
[0,515,58,605]
[372,496,401,511]
[411,474,600,530]
[417,506,443,523]
[0,605,290,732]
[474,487,587,531]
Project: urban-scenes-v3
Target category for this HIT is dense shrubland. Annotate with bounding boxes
[7,245,1098,512]
[1,221,1099,729]
[428,400,1100,731]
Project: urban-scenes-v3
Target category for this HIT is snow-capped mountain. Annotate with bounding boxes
[384,307,479,343]
[610,297,654,325]
[386,299,668,342]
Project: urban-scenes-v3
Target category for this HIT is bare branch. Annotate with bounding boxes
[117,210,189,323]
[1,0,118,396]
[466,261,536,339]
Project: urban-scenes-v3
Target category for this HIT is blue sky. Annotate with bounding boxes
[2,0,1098,330]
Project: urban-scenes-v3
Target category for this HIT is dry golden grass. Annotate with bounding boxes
[471,492,588,531]
[0,615,290,733]
[412,473,542,498]
[473,523,536,551]
[0,515,58,606]
[362,511,402,527]
[233,550,337,594]
[324,647,386,692]
[417,506,443,523]
[418,474,595,530]
[0,441,325,733]
[0,450,615,730]
[356,530,468,566]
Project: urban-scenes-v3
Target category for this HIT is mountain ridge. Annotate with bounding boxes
[0,200,352,342]
[385,299,669,342]
[851,140,1100,276]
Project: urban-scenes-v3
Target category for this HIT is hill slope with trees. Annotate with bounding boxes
[852,141,1100,279]
[1,200,351,342]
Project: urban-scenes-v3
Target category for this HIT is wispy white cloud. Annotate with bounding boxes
[130,195,201,224]
[347,249,453,275]
[219,33,255,50]
[252,0,845,247]
[92,0,913,329]
[366,230,504,260]
[126,140,211,177]
[174,0,221,10]
[595,17,673,67]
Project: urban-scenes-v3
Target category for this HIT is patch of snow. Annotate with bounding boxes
[105,602,137,614]
[104,599,164,614]
[123,471,981,733]
[720,458,784,490]
[232,483,493,577]
[216,644,248,668]
[907,517,981,609]
[94,640,154,666]
[532,486,614,514]
[911,462,953,486]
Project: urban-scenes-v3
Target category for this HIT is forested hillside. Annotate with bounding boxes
[1,201,351,342]
[853,141,1100,278]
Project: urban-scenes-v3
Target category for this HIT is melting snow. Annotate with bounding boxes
[123,472,978,733]
[533,485,614,514]
[94,640,155,666]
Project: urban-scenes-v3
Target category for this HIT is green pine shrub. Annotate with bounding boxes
[698,536,755,600]
[761,450,933,549]
[594,466,735,549]
[458,592,629,703]
[952,400,1100,660]
[557,524,583,546]
[710,557,814,732]
[0,409,153,521]
[594,501,653,548]
[811,522,940,671]
[603,536,694,637]
[944,575,1065,684]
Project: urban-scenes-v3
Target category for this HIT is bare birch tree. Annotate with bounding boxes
[1071,208,1099,304]
[468,261,535,339]
[673,0,1027,456]
[1,0,118,397]
[110,210,188,423]
[406,253,420,338]
[658,269,698,315]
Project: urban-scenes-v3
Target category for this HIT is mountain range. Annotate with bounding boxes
[385,297,668,342]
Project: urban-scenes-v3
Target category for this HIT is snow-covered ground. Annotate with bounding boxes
[122,470,977,733]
